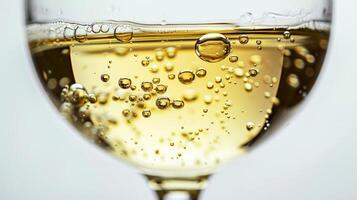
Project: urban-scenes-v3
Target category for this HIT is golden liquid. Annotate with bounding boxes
[28,22,329,177]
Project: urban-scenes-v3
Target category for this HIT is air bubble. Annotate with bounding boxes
[101,74,110,82]
[196,68,207,78]
[156,97,171,109]
[142,109,151,118]
[155,84,168,94]
[229,56,239,63]
[74,26,87,43]
[238,35,249,44]
[244,83,253,92]
[246,122,255,131]
[141,82,154,92]
[248,68,259,77]
[166,47,177,58]
[172,100,185,109]
[195,33,231,63]
[287,74,300,88]
[183,89,198,101]
[283,31,291,39]
[114,26,133,42]
[118,78,132,89]
[178,70,195,84]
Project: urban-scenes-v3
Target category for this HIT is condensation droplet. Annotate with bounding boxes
[178,70,195,84]
[164,62,174,72]
[195,33,231,63]
[47,78,58,90]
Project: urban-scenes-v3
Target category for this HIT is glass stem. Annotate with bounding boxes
[145,175,209,200]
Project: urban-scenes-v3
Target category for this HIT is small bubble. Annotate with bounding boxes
[166,47,177,58]
[47,78,58,90]
[170,142,175,146]
[196,68,207,78]
[74,26,87,43]
[250,55,262,65]
[141,82,154,92]
[294,58,305,69]
[263,75,272,84]
[203,109,208,113]
[156,97,171,109]
[59,77,70,87]
[118,78,132,89]
[172,100,185,109]
[264,91,271,98]
[129,95,137,102]
[182,89,198,101]
[142,109,151,118]
[141,59,150,67]
[195,33,231,63]
[203,95,213,104]
[114,26,133,42]
[101,74,110,82]
[272,77,278,84]
[152,78,160,84]
[155,49,165,61]
[287,74,300,88]
[168,74,176,80]
[246,122,255,131]
[229,56,239,63]
[215,76,223,83]
[283,31,291,39]
[88,94,97,103]
[100,24,110,33]
[206,82,214,89]
[178,70,195,84]
[149,64,159,73]
[238,35,249,44]
[234,68,244,77]
[164,62,174,72]
[244,83,253,92]
[306,54,316,63]
[143,94,151,100]
[256,40,262,45]
[97,92,109,104]
[248,68,259,77]
[155,84,168,94]
[271,97,280,106]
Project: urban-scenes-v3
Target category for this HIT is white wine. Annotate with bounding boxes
[28,22,329,177]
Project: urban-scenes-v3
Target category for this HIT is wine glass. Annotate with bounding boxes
[26,0,332,199]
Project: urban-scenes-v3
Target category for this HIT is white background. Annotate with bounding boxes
[1,0,357,199]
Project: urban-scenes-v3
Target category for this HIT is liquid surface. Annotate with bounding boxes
[28,22,329,177]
